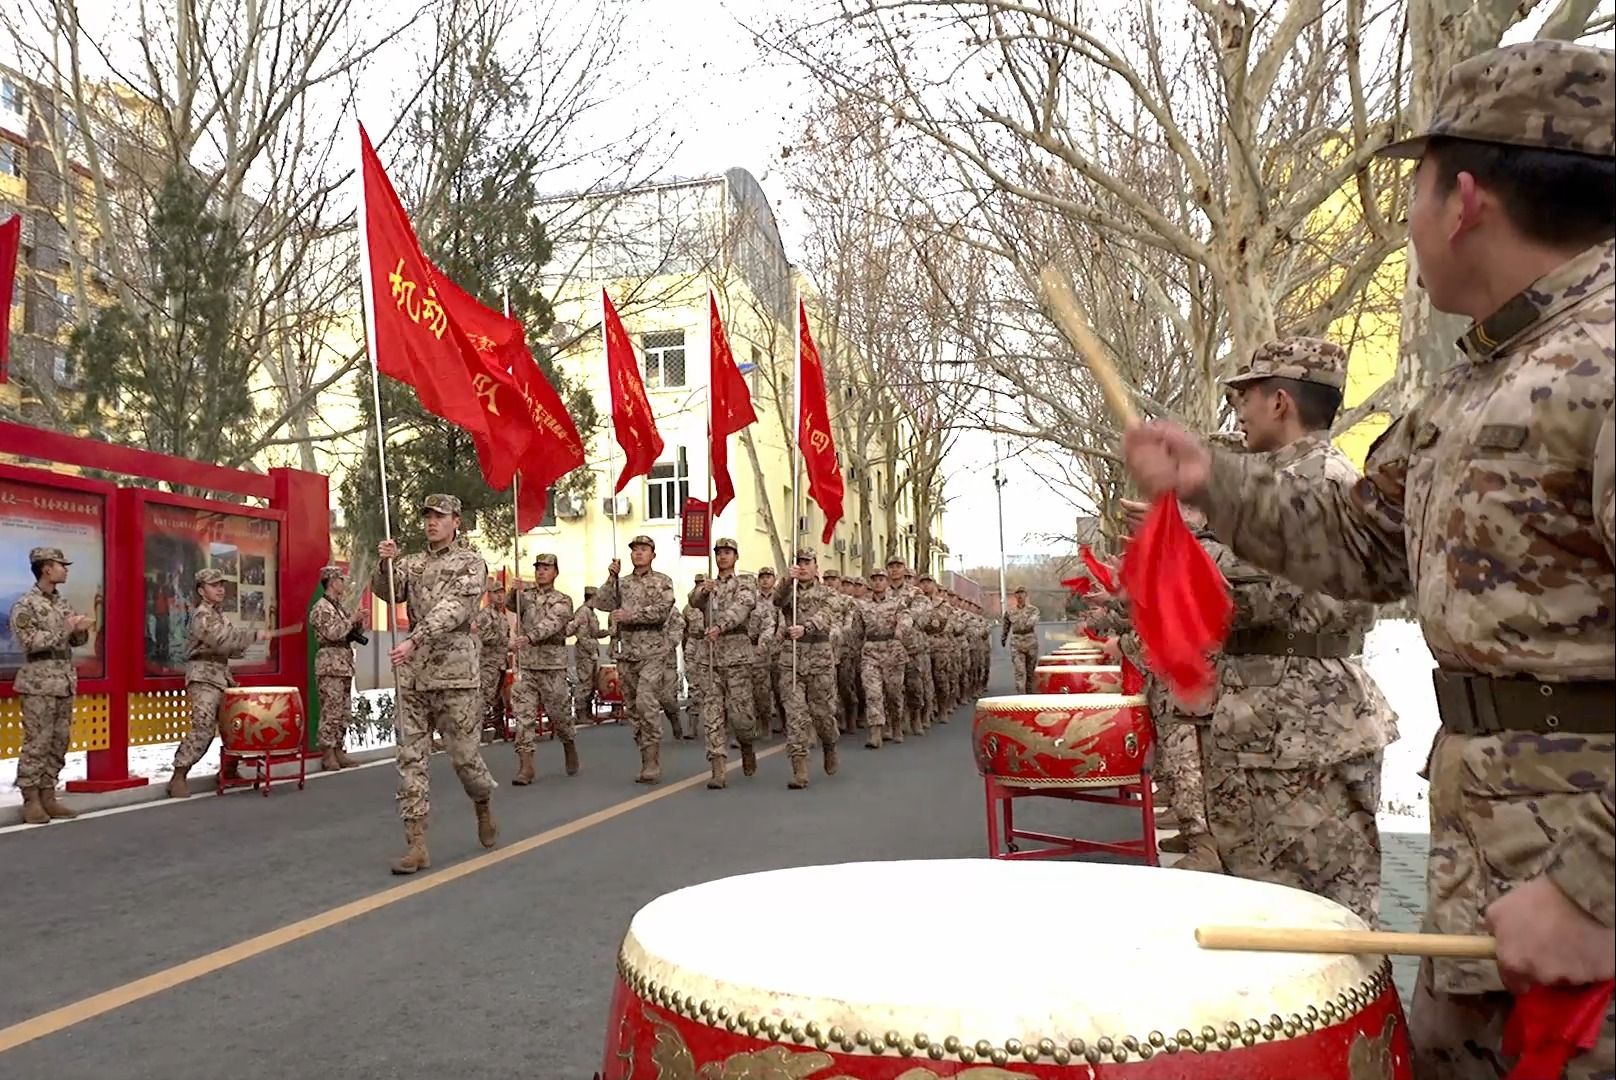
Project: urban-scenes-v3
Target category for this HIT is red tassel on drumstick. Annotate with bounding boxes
[1037,266,1231,706]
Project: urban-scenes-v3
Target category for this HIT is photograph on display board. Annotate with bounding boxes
[242,554,266,586]
[241,590,265,623]
[142,502,280,677]
[0,475,107,681]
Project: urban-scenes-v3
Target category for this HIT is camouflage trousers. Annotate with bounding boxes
[1154,722,1209,837]
[932,645,956,715]
[860,643,905,730]
[619,654,670,747]
[1010,638,1038,694]
[15,693,73,789]
[316,675,352,750]
[660,657,681,729]
[574,656,597,721]
[782,666,838,762]
[510,668,573,750]
[173,683,226,771]
[837,653,860,728]
[395,687,495,821]
[1410,961,1615,1080]
[478,659,505,726]
[751,651,778,735]
[905,652,933,728]
[700,662,757,759]
[1201,748,1383,926]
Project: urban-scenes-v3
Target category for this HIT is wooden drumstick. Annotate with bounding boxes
[1196,926,1497,959]
[258,622,306,641]
[1037,264,1140,429]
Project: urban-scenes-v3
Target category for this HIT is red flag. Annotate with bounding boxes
[708,293,756,518]
[359,125,515,485]
[1503,982,1615,1080]
[603,290,664,493]
[1060,575,1095,595]
[1081,545,1117,594]
[1119,495,1231,704]
[509,347,586,532]
[0,213,20,383]
[797,299,844,543]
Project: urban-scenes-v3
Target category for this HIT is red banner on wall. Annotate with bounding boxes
[680,497,711,557]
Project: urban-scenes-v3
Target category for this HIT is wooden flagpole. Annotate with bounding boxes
[355,124,398,651]
[504,285,522,691]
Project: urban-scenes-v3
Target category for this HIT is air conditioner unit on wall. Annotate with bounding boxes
[602,496,631,518]
[556,494,585,519]
[833,539,846,554]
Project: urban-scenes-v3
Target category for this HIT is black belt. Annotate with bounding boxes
[797,632,829,644]
[865,632,895,641]
[191,654,228,663]
[1433,671,1616,735]
[529,635,566,646]
[26,649,71,661]
[1223,628,1364,659]
[720,626,749,637]
[618,621,666,631]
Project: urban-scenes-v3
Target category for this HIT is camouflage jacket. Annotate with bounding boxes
[1002,603,1039,644]
[186,601,255,689]
[475,605,510,669]
[9,584,89,696]
[309,595,355,678]
[1208,436,1397,769]
[856,592,911,657]
[596,568,674,662]
[568,604,604,667]
[773,576,838,675]
[691,572,759,668]
[749,591,778,654]
[1202,239,1615,944]
[891,583,929,656]
[513,586,572,671]
[372,543,486,691]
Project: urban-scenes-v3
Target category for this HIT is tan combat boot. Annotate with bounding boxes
[166,766,190,799]
[1173,834,1224,874]
[37,787,78,820]
[390,819,430,874]
[635,744,661,784]
[787,756,809,790]
[562,739,580,776]
[334,748,358,768]
[321,748,342,772]
[822,742,839,776]
[20,787,50,825]
[513,749,536,786]
[865,725,883,750]
[740,742,757,777]
[706,755,727,790]
[474,799,498,848]
[1156,832,1191,855]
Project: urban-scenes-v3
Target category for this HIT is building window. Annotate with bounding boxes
[0,142,20,178]
[55,287,74,323]
[0,79,24,119]
[646,446,689,520]
[52,349,76,387]
[642,329,685,389]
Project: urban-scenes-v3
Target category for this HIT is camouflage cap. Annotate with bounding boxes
[422,493,462,515]
[918,573,935,583]
[196,568,227,587]
[320,564,346,582]
[694,573,708,583]
[757,566,777,577]
[533,553,558,568]
[584,585,599,598]
[1380,42,1614,161]
[28,546,71,565]
[794,547,818,562]
[1223,336,1347,390]
[713,536,739,552]
[885,555,906,567]
[1014,585,1028,594]
[823,568,842,580]
[1206,430,1248,451]
[628,534,655,550]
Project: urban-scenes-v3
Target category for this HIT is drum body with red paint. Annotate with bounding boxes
[1032,664,1122,695]
[972,693,1152,789]
[219,686,305,754]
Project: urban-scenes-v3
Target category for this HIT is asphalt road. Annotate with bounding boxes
[0,630,1138,1079]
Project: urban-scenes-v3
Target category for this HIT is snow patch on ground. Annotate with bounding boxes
[1,690,397,806]
[1363,619,1438,835]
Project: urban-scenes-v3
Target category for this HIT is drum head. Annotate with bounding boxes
[620,861,1384,1050]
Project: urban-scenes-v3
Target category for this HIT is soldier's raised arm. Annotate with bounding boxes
[371,538,407,604]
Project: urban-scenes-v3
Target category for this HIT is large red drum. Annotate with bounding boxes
[1033,664,1122,695]
[596,663,624,704]
[599,860,1412,1079]
[219,686,305,754]
[972,693,1151,788]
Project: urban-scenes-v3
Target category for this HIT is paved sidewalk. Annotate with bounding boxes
[1380,828,1430,1006]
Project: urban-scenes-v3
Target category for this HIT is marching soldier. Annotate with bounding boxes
[919,575,952,723]
[856,571,910,749]
[662,603,690,740]
[889,559,929,737]
[596,535,676,783]
[510,554,577,783]
[168,567,267,798]
[683,574,710,726]
[11,546,93,823]
[749,567,781,737]
[310,565,363,771]
[569,586,605,724]
[689,538,760,788]
[374,494,499,873]
[774,547,841,789]
[1123,40,1615,1078]
[474,575,510,742]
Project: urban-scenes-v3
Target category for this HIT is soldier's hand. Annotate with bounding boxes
[787,625,805,641]
[512,635,529,650]
[389,638,416,666]
[1484,876,1616,991]
[352,608,366,625]
[71,614,95,632]
[378,538,400,560]
[607,558,621,577]
[1119,497,1150,535]
[705,626,720,642]
[1122,422,1211,501]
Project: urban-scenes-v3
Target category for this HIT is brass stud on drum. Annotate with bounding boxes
[1023,1045,1041,1063]
[1052,1047,1071,1065]
[913,1033,930,1050]
[1096,1037,1114,1055]
[1216,1035,1233,1051]
[1149,1031,1166,1048]
[829,1026,845,1045]
[975,1039,993,1058]
[958,1048,976,1064]
[927,1045,945,1061]
[990,1048,1010,1066]
[804,1021,819,1039]
[1068,1038,1086,1056]
[943,1036,961,1054]
[1176,1029,1194,1047]
[1037,1038,1056,1057]
[1004,1038,1023,1056]
[854,1030,870,1047]
[1192,1037,1208,1053]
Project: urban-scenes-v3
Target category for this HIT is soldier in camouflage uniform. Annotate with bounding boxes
[682,574,710,725]
[310,565,362,772]
[1001,586,1040,693]
[168,567,266,798]
[889,561,930,736]
[509,554,577,784]
[1125,41,1616,1078]
[775,547,841,788]
[689,538,759,788]
[474,575,510,742]
[597,535,677,783]
[856,570,910,749]
[10,546,93,824]
[749,567,780,737]
[374,494,499,874]
[920,576,956,722]
[569,586,604,724]
[662,604,690,740]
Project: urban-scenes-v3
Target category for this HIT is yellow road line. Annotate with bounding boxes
[0,743,786,1055]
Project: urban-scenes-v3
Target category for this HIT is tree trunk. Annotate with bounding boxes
[740,427,788,572]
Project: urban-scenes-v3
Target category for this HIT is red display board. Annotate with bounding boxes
[0,470,108,681]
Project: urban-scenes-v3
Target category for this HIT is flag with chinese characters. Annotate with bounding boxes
[603,289,664,493]
[797,299,844,543]
[708,292,756,518]
[0,213,20,382]
[358,124,515,485]
[508,346,585,532]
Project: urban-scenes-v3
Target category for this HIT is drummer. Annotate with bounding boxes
[167,568,268,798]
[1123,40,1615,1076]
